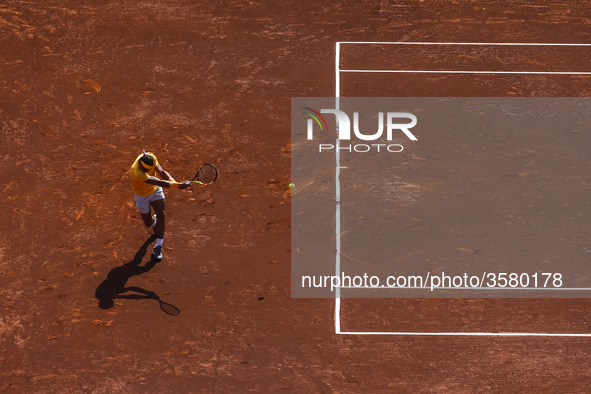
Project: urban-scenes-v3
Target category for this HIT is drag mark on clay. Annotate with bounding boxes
[265,215,290,229]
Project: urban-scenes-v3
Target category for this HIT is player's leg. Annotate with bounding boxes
[150,191,165,261]
[151,198,165,240]
[141,212,155,228]
[135,194,154,227]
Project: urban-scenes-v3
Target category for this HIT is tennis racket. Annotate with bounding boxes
[190,163,218,185]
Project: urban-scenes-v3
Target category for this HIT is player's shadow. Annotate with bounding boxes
[95,235,180,315]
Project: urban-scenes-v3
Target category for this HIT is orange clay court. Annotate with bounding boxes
[2,1,591,392]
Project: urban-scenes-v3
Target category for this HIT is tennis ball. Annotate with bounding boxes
[288,183,295,189]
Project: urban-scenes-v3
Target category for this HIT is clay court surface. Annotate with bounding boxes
[2,1,591,392]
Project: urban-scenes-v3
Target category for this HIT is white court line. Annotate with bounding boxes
[339,331,591,337]
[340,70,591,75]
[334,41,342,334]
[339,287,591,291]
[339,41,591,46]
[333,41,591,337]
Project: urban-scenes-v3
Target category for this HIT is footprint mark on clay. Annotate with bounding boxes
[199,266,209,277]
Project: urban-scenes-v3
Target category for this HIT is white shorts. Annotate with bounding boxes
[134,187,165,214]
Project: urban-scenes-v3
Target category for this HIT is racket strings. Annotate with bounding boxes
[197,164,217,184]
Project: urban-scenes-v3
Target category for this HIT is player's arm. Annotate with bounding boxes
[145,170,191,189]
[155,163,174,182]
[145,176,178,188]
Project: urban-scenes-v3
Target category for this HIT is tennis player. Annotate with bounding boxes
[130,150,191,261]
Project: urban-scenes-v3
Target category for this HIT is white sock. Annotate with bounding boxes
[156,238,163,247]
[150,216,157,228]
